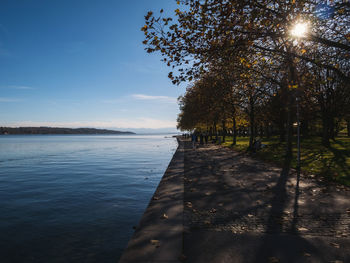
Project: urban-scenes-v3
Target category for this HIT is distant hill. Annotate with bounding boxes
[0,127,135,135]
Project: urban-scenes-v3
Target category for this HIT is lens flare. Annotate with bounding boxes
[291,22,308,37]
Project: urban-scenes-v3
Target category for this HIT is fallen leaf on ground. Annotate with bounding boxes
[204,220,211,225]
[160,213,168,219]
[298,227,308,232]
[210,208,217,213]
[186,202,192,208]
[247,214,253,218]
[150,239,160,248]
[205,192,211,196]
[153,196,160,200]
[303,252,311,257]
[330,242,340,248]
[218,203,224,207]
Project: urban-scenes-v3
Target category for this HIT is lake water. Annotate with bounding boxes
[0,134,178,262]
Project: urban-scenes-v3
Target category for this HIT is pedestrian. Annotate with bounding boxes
[191,133,196,149]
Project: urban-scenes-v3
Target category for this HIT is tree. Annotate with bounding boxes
[143,0,350,156]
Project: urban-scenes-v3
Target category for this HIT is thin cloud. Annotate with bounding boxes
[0,97,22,102]
[8,85,34,90]
[5,118,176,129]
[101,98,123,104]
[131,94,177,103]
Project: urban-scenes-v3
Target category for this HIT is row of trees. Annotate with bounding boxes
[142,0,350,156]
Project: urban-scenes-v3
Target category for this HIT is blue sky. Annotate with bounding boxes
[0,0,185,131]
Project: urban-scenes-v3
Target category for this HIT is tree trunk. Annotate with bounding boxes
[285,104,293,161]
[248,96,255,151]
[265,123,270,138]
[214,121,218,141]
[279,121,285,142]
[335,120,340,137]
[319,94,330,147]
[222,120,226,143]
[233,118,237,145]
[329,117,335,140]
[301,120,309,138]
[259,125,263,137]
[322,115,330,147]
[278,108,286,142]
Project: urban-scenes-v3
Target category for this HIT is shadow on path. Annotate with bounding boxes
[182,142,350,262]
[252,159,319,263]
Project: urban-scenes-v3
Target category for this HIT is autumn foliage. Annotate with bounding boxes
[142,0,350,153]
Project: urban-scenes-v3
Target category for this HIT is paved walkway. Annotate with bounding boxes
[120,138,350,262]
[183,140,350,263]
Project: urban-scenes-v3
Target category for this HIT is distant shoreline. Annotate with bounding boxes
[0,127,135,135]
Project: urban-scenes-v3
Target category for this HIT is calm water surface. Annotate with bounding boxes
[0,134,177,262]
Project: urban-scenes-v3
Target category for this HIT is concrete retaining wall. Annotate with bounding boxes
[119,139,184,263]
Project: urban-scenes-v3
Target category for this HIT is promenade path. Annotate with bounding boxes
[120,138,350,263]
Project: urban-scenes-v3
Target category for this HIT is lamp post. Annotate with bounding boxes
[288,21,309,233]
[296,97,300,175]
[290,21,308,176]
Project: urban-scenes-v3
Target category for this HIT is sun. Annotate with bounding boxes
[291,22,308,38]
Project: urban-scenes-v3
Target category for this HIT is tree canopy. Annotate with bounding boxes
[142,0,350,153]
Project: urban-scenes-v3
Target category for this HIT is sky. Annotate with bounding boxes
[0,0,185,132]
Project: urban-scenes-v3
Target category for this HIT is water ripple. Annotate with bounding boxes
[0,134,177,262]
